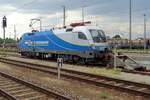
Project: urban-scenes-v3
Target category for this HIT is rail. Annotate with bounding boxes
[0,57,150,97]
[0,70,71,100]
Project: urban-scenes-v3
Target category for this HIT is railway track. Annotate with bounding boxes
[11,55,150,76]
[0,57,150,97]
[0,70,71,100]
[122,69,150,76]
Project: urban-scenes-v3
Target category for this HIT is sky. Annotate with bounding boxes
[0,0,150,39]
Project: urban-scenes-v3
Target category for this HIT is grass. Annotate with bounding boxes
[111,69,121,75]
[30,60,122,76]
[0,52,7,56]
[99,91,111,99]
[0,47,122,76]
[88,68,121,76]
[0,48,18,52]
[0,51,19,57]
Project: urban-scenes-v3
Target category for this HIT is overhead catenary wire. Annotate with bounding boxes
[1,0,150,39]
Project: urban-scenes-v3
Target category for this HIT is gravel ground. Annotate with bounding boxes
[4,56,150,85]
[0,62,148,100]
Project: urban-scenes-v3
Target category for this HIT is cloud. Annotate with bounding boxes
[0,0,149,39]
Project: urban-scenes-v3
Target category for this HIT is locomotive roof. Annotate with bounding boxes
[53,25,101,34]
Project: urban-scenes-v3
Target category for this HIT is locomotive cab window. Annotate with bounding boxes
[78,32,87,40]
[89,29,106,43]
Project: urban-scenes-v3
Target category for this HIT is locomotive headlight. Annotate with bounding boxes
[91,43,95,49]
[91,43,95,46]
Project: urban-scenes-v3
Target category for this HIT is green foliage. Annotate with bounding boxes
[90,68,121,76]
[112,35,121,39]
[0,48,18,52]
[112,69,121,75]
[0,38,16,44]
[0,38,3,44]
[5,38,16,43]
[99,91,110,99]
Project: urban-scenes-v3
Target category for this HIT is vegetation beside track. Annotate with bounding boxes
[0,48,18,52]
[0,51,19,57]
[1,57,150,98]
[99,91,111,99]
[0,60,140,100]
[32,59,122,76]
[83,68,121,75]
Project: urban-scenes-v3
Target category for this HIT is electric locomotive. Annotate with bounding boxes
[19,22,112,64]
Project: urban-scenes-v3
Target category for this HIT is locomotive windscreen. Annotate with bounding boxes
[89,29,106,43]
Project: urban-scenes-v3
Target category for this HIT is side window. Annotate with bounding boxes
[78,32,87,40]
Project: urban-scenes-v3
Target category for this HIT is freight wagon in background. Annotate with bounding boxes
[108,38,150,49]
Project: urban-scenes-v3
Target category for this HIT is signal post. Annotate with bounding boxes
[2,16,7,48]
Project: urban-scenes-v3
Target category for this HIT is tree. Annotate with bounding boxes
[0,38,16,44]
[0,38,3,44]
[113,35,121,39]
[5,38,16,43]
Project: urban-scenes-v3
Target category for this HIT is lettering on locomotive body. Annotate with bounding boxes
[25,40,49,46]
[34,41,49,46]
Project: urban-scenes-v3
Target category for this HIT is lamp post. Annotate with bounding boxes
[144,14,147,51]
[129,0,132,49]
[82,6,85,23]
[14,25,16,41]
[62,5,66,27]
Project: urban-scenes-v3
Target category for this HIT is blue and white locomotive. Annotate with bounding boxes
[19,22,112,64]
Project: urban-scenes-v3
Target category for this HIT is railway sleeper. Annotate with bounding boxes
[26,95,47,100]
[8,88,32,94]
[4,86,27,92]
[0,84,22,89]
[15,92,44,99]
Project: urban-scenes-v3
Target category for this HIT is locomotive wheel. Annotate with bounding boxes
[20,52,25,56]
[78,58,87,65]
[72,56,80,63]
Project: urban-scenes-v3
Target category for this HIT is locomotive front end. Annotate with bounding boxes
[88,28,113,63]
